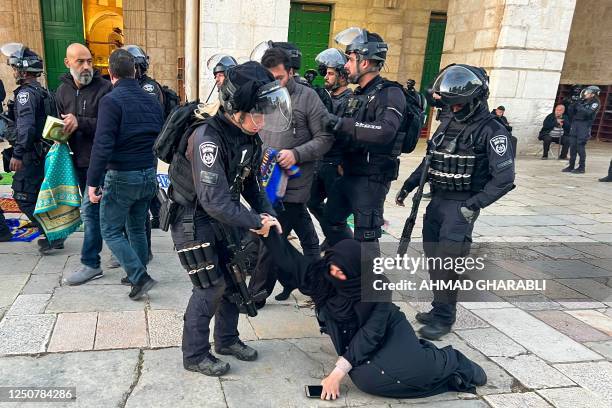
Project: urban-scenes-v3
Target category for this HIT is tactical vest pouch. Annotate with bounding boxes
[168,152,196,206]
[157,186,180,232]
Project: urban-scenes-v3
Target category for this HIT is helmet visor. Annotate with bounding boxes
[580,87,599,99]
[207,53,237,72]
[250,40,273,63]
[1,43,25,58]
[315,48,347,69]
[334,27,368,47]
[432,66,483,98]
[251,82,292,132]
[122,45,146,58]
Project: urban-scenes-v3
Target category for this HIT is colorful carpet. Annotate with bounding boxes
[0,194,19,213]
[5,218,41,242]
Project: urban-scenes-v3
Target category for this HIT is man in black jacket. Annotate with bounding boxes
[87,49,164,300]
[562,85,601,174]
[539,104,570,160]
[57,43,113,285]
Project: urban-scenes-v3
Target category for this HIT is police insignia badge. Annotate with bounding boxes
[17,91,29,105]
[143,84,155,93]
[490,135,508,156]
[199,142,218,167]
[592,103,598,109]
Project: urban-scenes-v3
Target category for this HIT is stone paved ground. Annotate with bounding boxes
[0,143,611,407]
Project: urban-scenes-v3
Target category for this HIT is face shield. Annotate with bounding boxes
[315,48,347,70]
[334,27,368,48]
[123,45,147,58]
[207,53,237,73]
[432,65,484,105]
[1,43,26,66]
[249,81,292,132]
[250,40,274,63]
[580,87,599,100]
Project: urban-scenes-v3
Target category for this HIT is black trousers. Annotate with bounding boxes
[12,153,45,234]
[568,137,587,169]
[307,162,342,236]
[182,220,240,365]
[248,202,319,299]
[422,196,478,326]
[0,208,9,236]
[323,175,390,245]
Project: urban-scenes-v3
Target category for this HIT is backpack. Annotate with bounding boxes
[153,100,202,164]
[161,85,180,118]
[27,83,58,118]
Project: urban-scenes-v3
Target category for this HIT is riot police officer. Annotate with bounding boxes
[1,43,64,253]
[209,54,237,88]
[321,27,407,247]
[171,62,289,376]
[396,64,516,340]
[124,45,164,109]
[562,85,600,174]
[307,48,352,249]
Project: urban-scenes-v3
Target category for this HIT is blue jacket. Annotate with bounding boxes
[87,78,164,187]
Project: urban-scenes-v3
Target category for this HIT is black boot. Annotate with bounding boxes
[599,160,612,182]
[215,339,258,361]
[274,286,293,301]
[419,322,452,340]
[415,311,436,325]
[561,166,574,173]
[184,354,230,376]
[572,167,585,174]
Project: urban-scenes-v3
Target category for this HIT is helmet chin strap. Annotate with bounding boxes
[453,99,482,123]
[227,112,257,136]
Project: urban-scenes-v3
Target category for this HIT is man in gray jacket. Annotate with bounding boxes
[248,47,333,305]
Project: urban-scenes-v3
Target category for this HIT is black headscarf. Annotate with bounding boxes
[309,239,377,325]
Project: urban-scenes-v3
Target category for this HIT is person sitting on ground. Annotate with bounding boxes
[257,231,487,400]
[538,104,569,160]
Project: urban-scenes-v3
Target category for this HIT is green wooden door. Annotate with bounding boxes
[420,18,446,93]
[40,0,85,90]
[288,2,331,87]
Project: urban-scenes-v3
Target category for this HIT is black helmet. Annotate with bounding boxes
[219,61,292,133]
[207,53,237,75]
[1,43,44,75]
[123,45,149,73]
[580,85,600,99]
[334,27,388,63]
[315,48,348,81]
[432,64,489,122]
[250,41,302,71]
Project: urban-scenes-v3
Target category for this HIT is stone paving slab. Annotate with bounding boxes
[147,309,183,348]
[472,308,603,363]
[530,310,610,342]
[556,278,612,302]
[504,294,562,311]
[31,254,69,275]
[0,274,29,308]
[455,328,527,358]
[46,285,145,313]
[566,310,612,336]
[20,273,60,294]
[247,304,321,340]
[537,387,610,408]
[484,392,551,408]
[94,311,148,350]
[0,349,139,408]
[6,293,51,316]
[47,312,98,352]
[553,361,612,404]
[392,400,488,407]
[0,254,40,275]
[524,260,612,279]
[583,340,612,360]
[490,354,575,389]
[0,314,56,355]
[125,348,226,408]
[147,281,192,311]
[541,280,588,300]
[557,299,607,310]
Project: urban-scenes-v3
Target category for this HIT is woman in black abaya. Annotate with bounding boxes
[261,232,487,400]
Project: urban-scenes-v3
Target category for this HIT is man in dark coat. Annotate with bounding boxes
[538,104,570,159]
[562,86,601,174]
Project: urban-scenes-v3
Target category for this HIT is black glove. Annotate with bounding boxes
[395,183,416,206]
[322,112,341,132]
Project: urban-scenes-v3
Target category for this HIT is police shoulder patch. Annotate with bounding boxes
[143,83,155,93]
[199,142,218,167]
[490,134,508,156]
[592,102,599,109]
[17,91,29,105]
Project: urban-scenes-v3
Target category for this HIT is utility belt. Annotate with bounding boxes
[177,241,222,289]
[431,151,475,175]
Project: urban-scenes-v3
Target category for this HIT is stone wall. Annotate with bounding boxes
[440,0,577,153]
[560,0,612,85]
[198,0,290,99]
[0,0,45,99]
[124,0,184,90]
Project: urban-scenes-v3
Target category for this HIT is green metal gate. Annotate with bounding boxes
[40,0,85,90]
[420,15,447,93]
[288,2,331,87]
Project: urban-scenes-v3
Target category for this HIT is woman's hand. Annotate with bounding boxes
[320,368,345,400]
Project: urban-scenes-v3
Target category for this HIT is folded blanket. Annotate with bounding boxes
[34,143,82,241]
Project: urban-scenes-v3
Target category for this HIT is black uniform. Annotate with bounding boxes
[10,80,48,233]
[307,88,352,238]
[567,98,600,170]
[139,74,164,109]
[324,76,406,245]
[176,112,274,366]
[401,106,515,325]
